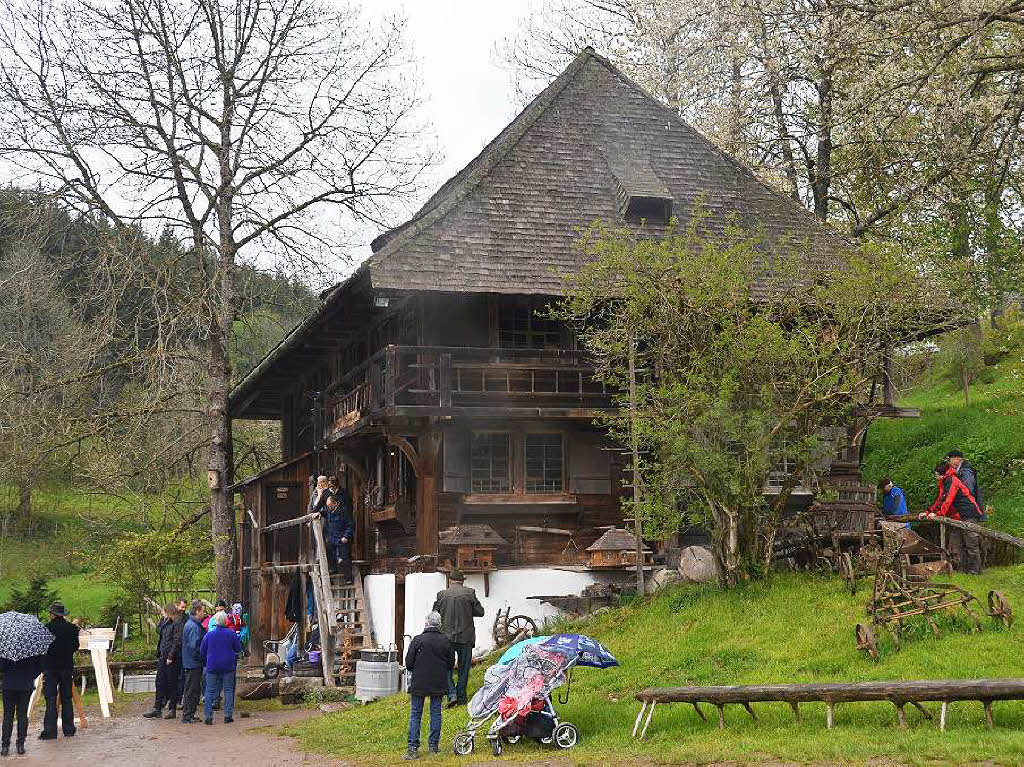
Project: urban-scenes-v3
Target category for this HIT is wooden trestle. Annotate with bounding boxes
[633,679,1024,738]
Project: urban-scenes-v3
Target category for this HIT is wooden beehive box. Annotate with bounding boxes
[586,528,652,569]
[438,524,510,573]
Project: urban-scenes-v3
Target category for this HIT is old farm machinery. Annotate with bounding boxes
[854,529,1012,660]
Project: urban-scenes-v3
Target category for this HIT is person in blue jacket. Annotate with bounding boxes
[323,493,355,583]
[199,613,242,725]
[879,478,909,526]
[180,600,207,724]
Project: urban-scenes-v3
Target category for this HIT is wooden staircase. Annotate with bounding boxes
[328,568,374,688]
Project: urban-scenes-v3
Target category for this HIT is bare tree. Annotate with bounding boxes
[0,0,435,597]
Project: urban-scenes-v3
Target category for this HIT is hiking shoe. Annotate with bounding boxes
[428,745,440,754]
[163,709,177,720]
[14,746,23,756]
[224,717,233,724]
[445,698,458,709]
[402,748,419,760]
[204,718,213,725]
[142,709,162,719]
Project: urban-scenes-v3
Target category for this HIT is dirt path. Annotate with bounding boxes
[15,698,349,766]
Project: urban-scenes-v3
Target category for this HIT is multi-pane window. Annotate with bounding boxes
[471,432,511,492]
[525,433,564,492]
[499,302,562,350]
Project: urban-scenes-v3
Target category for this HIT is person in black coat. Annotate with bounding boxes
[2,654,43,756]
[403,611,455,760]
[40,602,79,740]
[144,604,185,719]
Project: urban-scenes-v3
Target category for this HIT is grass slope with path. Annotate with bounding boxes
[281,569,1024,765]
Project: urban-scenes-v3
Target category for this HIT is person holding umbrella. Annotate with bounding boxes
[40,602,78,740]
[0,610,54,756]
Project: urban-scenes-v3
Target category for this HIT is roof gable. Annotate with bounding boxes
[366,47,848,296]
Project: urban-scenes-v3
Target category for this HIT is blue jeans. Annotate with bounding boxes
[448,642,472,703]
[203,670,236,721]
[407,695,443,750]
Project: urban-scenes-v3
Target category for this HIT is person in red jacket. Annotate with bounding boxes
[921,461,983,574]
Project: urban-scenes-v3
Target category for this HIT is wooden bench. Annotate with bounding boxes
[633,679,1024,738]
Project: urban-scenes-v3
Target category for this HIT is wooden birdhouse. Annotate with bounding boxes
[438,524,510,573]
[586,528,652,569]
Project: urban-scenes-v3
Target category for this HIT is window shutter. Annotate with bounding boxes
[569,432,611,494]
[442,429,471,493]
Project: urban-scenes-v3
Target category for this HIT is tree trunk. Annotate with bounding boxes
[208,247,238,601]
[811,72,833,221]
[17,483,31,524]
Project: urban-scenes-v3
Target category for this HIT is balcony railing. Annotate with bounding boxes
[324,345,612,437]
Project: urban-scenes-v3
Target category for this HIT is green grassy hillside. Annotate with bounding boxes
[282,570,1024,764]
[862,318,1024,536]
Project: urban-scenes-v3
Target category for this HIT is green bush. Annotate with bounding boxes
[2,576,58,617]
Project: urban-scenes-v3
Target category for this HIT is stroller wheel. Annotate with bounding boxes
[491,737,503,756]
[262,663,280,680]
[452,733,474,756]
[552,722,579,749]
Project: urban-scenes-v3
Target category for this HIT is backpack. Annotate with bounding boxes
[962,465,986,521]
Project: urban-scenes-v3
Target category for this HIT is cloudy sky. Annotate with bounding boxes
[371,0,536,214]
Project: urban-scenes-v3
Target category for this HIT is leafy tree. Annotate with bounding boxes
[99,529,212,632]
[556,209,951,584]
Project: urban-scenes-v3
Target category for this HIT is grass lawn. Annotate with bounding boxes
[280,568,1024,765]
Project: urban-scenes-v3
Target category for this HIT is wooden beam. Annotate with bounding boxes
[416,432,442,556]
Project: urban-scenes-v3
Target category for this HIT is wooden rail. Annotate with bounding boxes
[262,512,318,533]
[889,516,1024,550]
[633,679,1024,738]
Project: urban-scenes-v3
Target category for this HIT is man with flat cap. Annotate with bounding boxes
[40,602,79,740]
[432,570,484,708]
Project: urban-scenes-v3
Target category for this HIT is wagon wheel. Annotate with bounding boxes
[855,623,879,661]
[987,590,1013,627]
[504,615,538,640]
[840,552,857,595]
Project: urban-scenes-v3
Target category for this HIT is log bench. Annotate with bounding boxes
[633,679,1024,738]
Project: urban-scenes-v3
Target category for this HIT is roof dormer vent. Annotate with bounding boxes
[603,150,673,224]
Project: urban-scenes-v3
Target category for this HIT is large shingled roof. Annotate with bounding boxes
[364,47,849,296]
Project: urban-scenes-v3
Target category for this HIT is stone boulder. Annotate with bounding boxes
[648,567,682,593]
[677,546,718,583]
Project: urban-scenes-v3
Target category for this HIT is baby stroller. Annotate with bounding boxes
[453,644,581,757]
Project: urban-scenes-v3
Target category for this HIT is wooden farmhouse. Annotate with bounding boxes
[229,48,868,662]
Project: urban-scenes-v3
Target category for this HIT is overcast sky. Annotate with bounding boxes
[370,0,535,215]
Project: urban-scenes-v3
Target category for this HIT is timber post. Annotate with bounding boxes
[416,432,442,556]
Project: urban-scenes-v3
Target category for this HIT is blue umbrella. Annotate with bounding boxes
[498,635,550,665]
[540,633,619,668]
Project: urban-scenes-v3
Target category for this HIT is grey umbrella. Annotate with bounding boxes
[0,612,54,661]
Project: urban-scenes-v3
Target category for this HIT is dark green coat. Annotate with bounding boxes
[432,584,485,647]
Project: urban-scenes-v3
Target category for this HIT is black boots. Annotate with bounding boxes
[143,708,163,718]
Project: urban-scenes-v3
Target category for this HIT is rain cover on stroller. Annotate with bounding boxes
[468,645,571,723]
[467,661,512,719]
[497,645,572,727]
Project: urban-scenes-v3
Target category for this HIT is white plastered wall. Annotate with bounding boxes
[397,569,628,655]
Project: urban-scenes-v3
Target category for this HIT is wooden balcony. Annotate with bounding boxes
[324,345,613,439]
